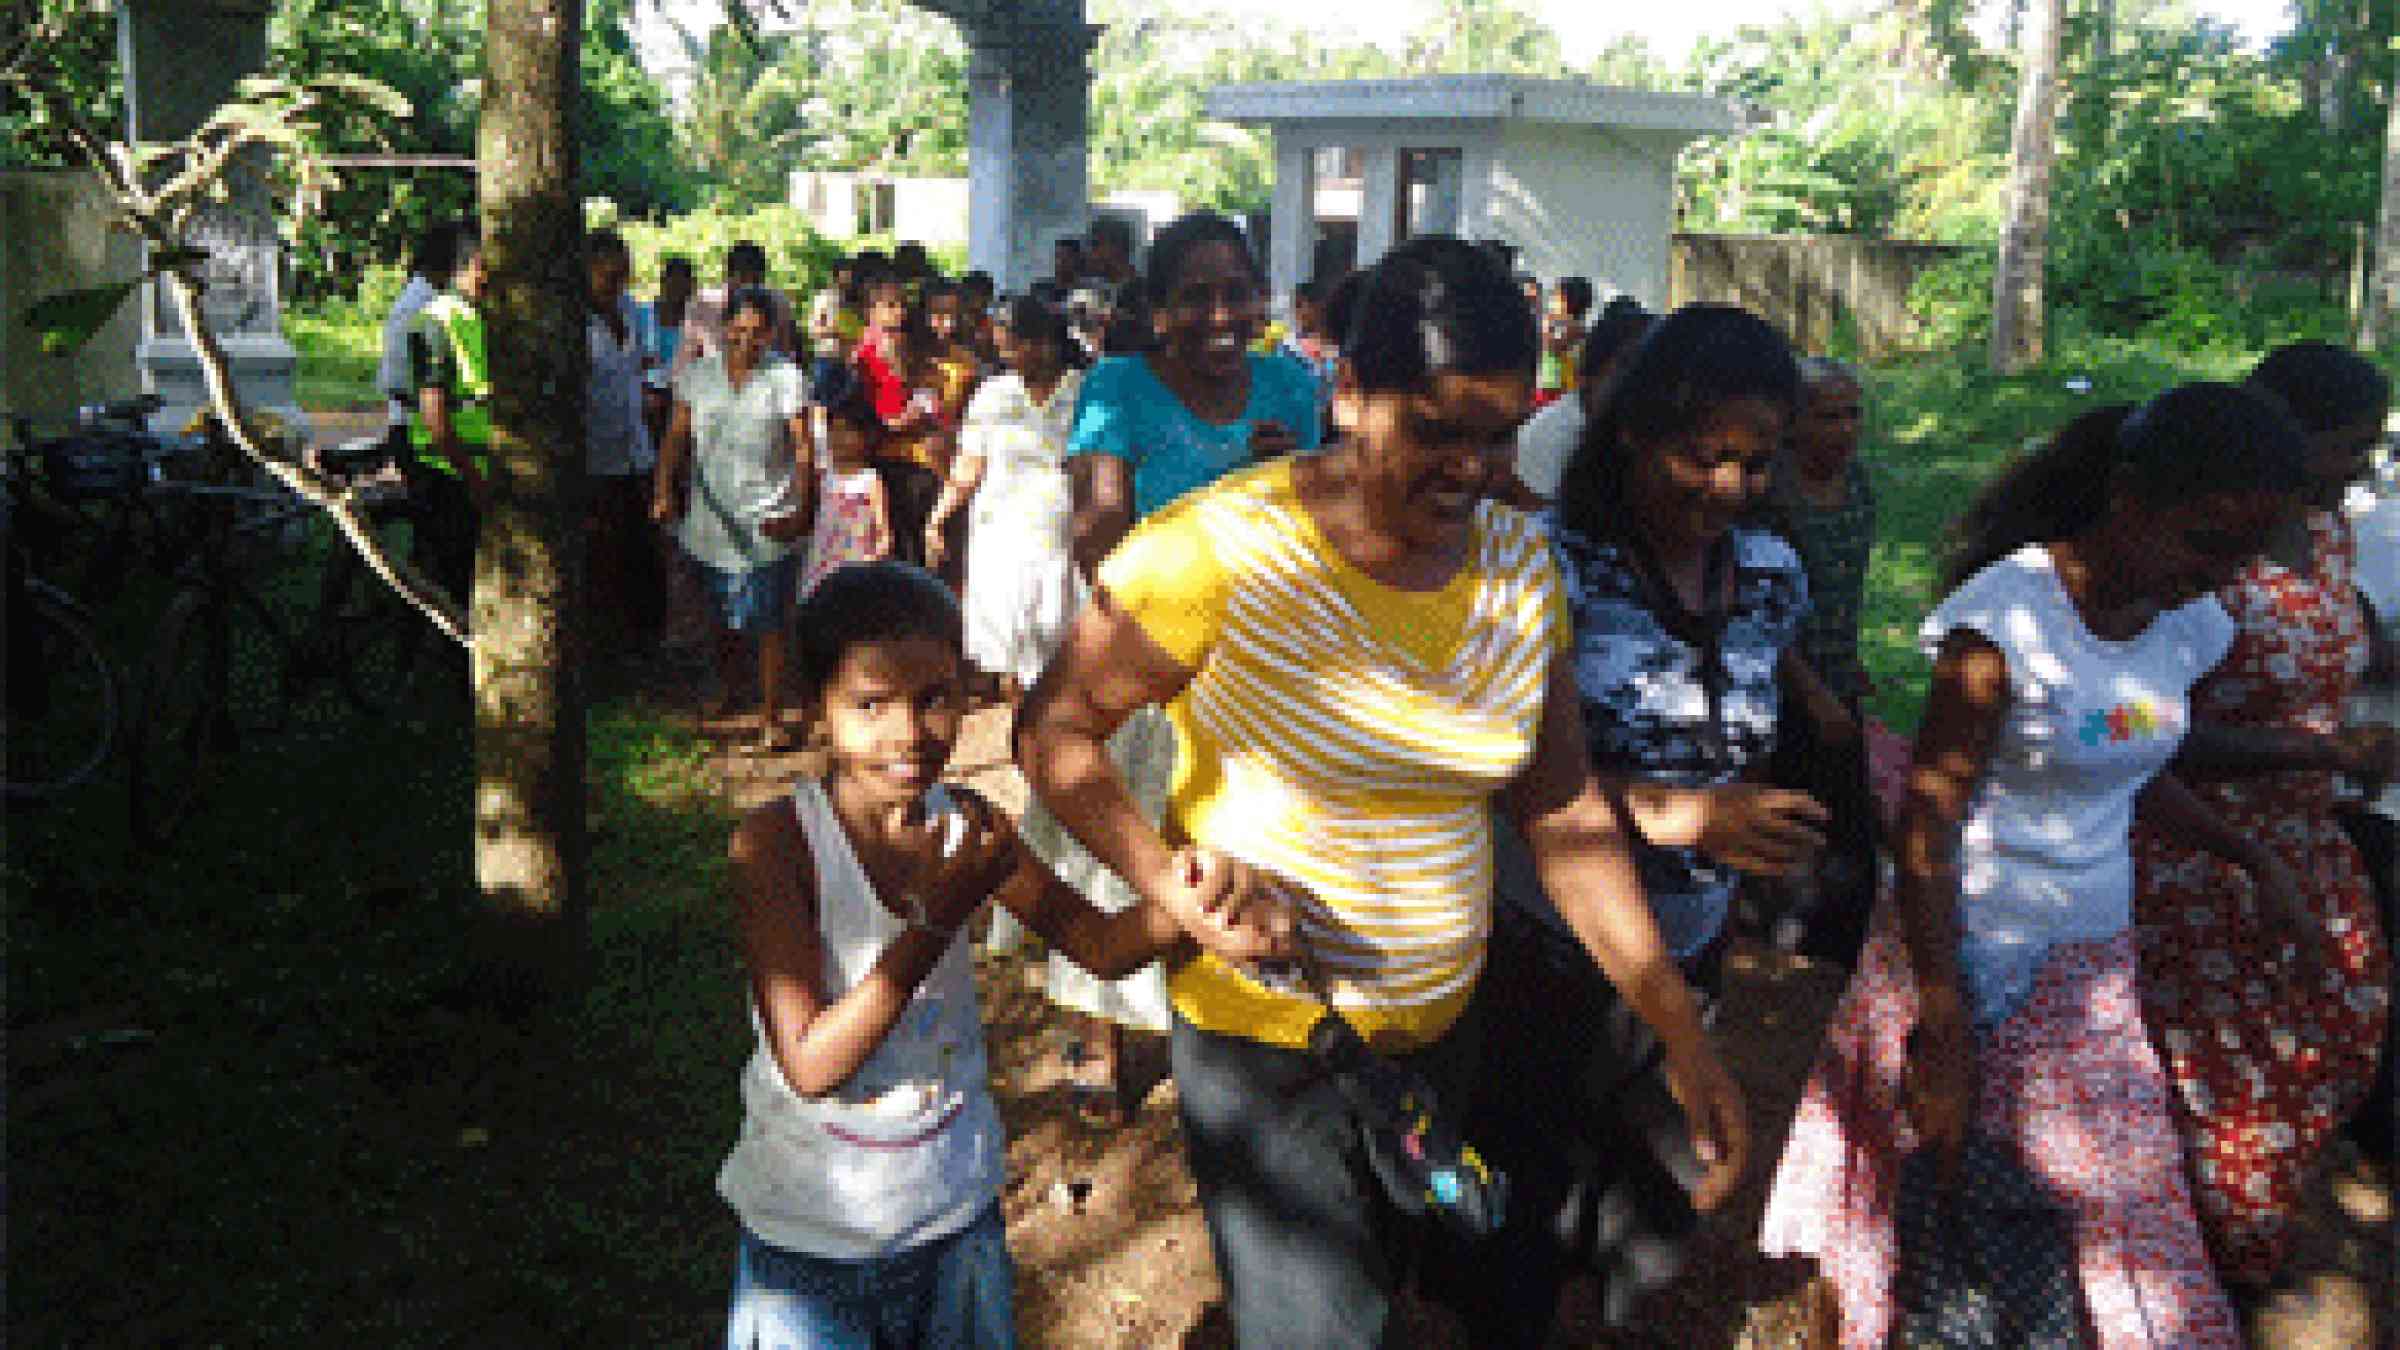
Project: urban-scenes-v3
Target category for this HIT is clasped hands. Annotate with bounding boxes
[1147,845,1306,967]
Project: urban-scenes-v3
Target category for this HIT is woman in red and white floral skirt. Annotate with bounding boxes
[1761,384,2315,1348]
[2128,342,2395,1302]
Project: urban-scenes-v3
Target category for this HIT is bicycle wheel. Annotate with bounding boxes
[323,514,444,719]
[127,588,221,845]
[221,582,310,738]
[1,579,120,802]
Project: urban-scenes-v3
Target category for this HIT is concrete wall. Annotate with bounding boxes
[1,171,143,444]
[1484,122,1681,309]
[1257,119,1499,307]
[790,171,973,247]
[1670,233,1965,359]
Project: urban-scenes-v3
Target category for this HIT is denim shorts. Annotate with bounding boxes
[725,1202,1015,1349]
[691,556,798,635]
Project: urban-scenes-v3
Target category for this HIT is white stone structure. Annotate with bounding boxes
[792,171,976,247]
[116,0,307,445]
[917,0,1097,294]
[1203,76,1741,308]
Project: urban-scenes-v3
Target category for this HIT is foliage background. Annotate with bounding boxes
[8,0,2391,350]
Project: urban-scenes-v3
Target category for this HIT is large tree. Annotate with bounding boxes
[1989,0,2065,374]
[2361,33,2400,351]
[476,0,589,1001]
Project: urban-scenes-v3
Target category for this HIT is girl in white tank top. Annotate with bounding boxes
[718,562,1289,1348]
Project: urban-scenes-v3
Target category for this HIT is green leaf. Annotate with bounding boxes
[24,281,140,357]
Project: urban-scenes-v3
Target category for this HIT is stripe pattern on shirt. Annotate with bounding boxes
[1178,486,1560,1017]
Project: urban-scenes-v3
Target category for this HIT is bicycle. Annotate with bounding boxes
[5,394,208,603]
[301,431,461,720]
[124,432,449,846]
[1,484,121,803]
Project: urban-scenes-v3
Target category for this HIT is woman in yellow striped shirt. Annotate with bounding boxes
[1016,237,1743,1348]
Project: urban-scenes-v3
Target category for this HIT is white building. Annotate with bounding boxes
[1203,76,1741,308]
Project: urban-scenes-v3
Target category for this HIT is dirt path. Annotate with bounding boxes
[685,700,2387,1348]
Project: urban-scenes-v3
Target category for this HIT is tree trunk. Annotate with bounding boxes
[1989,0,2064,375]
[2361,38,2400,351]
[475,0,589,1004]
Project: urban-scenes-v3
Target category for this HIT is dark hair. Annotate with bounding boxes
[2247,341,2390,435]
[998,295,1085,371]
[1943,382,2309,591]
[1341,234,1538,394]
[726,240,768,279]
[810,362,884,435]
[1558,276,1594,315]
[448,221,483,276]
[586,228,628,264]
[893,241,932,280]
[724,285,779,330]
[792,561,962,699]
[410,221,462,281]
[1321,270,1367,360]
[1089,216,1135,255]
[851,249,891,279]
[660,254,695,280]
[1555,304,1800,543]
[1053,236,1084,256]
[1145,211,1257,306]
[1293,278,1323,305]
[1578,299,1654,374]
[961,270,995,299]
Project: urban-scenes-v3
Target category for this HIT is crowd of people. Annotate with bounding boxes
[378,210,2396,1348]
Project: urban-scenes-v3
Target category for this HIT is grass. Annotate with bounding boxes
[5,327,2307,1342]
[1853,335,2254,732]
[288,301,384,411]
[8,528,746,1341]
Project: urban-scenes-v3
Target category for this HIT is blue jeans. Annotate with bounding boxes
[725,1203,1015,1349]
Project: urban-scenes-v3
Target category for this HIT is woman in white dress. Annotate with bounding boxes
[930,299,1173,1115]
[927,297,1088,698]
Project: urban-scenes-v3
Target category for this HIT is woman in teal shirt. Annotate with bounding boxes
[1043,211,1320,1119]
[1066,211,1322,570]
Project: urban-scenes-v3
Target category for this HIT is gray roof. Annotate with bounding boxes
[1204,76,1740,135]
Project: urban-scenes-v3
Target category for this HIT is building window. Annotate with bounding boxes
[1398,148,1463,240]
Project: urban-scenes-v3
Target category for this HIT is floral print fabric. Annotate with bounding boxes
[1535,522,1809,959]
[2129,509,2391,1284]
[1760,903,2242,1349]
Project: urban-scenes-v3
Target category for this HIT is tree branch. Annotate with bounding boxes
[156,255,470,643]
[6,44,468,645]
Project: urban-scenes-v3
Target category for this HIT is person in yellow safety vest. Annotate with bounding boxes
[405,222,490,604]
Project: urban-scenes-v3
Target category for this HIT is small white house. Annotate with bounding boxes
[1203,76,1741,309]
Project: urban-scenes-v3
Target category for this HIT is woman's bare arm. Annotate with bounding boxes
[650,401,694,523]
[1015,590,1195,919]
[1501,657,1750,1206]
[1068,455,1134,576]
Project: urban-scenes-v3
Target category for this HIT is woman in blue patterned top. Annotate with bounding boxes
[1443,305,1848,1346]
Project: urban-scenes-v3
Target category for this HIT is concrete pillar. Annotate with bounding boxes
[1267,134,1313,314]
[1356,145,1401,273]
[116,0,305,444]
[962,4,1096,295]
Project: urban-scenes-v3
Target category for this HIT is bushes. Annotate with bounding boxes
[1906,232,2357,360]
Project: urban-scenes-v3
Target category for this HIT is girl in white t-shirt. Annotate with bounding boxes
[719,562,1287,1347]
[1762,384,2314,1348]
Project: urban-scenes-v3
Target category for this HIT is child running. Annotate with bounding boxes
[717,562,1287,1348]
[798,366,893,600]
